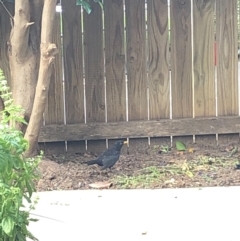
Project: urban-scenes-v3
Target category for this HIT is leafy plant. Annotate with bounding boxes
[160,145,170,154]
[113,166,163,188]
[176,141,186,151]
[0,69,41,241]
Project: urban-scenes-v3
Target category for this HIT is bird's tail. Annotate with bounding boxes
[83,159,100,166]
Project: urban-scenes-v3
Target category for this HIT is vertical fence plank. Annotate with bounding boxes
[83,0,105,152]
[216,0,238,146]
[125,0,147,121]
[84,0,105,123]
[0,3,14,86]
[2,1,240,152]
[125,0,148,152]
[193,0,216,147]
[44,13,65,154]
[104,0,125,122]
[193,0,215,117]
[147,0,171,149]
[216,0,238,116]
[62,0,84,123]
[171,0,193,147]
[148,0,170,120]
[171,0,192,118]
[45,13,64,125]
[62,0,85,153]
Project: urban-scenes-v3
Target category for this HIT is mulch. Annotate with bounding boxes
[36,142,240,191]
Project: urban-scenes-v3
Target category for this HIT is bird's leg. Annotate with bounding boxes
[105,170,109,177]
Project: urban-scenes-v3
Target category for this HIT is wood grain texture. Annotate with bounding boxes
[44,13,64,125]
[39,116,240,142]
[193,0,215,117]
[216,0,238,116]
[62,0,86,153]
[62,0,84,123]
[44,13,65,153]
[148,0,170,120]
[83,0,105,122]
[170,0,193,118]
[104,0,126,122]
[0,3,14,86]
[125,0,147,121]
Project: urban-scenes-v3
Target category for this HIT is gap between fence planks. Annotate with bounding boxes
[39,116,240,142]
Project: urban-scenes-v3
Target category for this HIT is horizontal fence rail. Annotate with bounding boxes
[39,116,240,142]
[1,0,240,153]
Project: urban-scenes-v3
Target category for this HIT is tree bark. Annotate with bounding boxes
[24,0,58,157]
[9,0,43,131]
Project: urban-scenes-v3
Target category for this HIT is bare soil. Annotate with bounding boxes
[36,143,240,191]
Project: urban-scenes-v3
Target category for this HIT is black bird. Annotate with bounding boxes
[84,140,128,170]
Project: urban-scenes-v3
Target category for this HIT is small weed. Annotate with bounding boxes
[113,166,162,188]
[113,155,238,189]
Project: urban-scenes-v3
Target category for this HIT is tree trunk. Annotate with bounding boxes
[6,0,58,157]
[9,0,43,132]
[24,0,58,157]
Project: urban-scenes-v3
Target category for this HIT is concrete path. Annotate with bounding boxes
[26,186,240,241]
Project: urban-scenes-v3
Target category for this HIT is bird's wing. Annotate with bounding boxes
[102,153,120,169]
[98,148,116,161]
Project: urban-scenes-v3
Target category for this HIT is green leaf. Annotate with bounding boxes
[76,0,92,14]
[16,231,27,241]
[25,180,33,198]
[2,216,14,235]
[176,141,186,151]
[0,69,40,241]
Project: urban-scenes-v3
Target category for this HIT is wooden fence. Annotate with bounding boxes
[1,0,240,154]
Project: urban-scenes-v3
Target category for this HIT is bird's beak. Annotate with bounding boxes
[123,140,128,145]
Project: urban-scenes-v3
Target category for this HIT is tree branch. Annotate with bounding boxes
[24,0,58,157]
[0,0,13,19]
[41,1,58,42]
[25,22,34,27]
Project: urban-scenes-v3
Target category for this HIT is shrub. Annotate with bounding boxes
[0,69,41,241]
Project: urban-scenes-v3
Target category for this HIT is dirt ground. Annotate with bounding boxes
[36,142,240,191]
